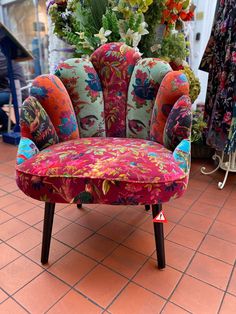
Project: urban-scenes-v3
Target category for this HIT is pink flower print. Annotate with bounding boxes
[232,52,236,63]
[223,112,232,125]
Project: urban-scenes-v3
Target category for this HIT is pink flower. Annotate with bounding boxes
[232,52,236,63]
[223,112,231,124]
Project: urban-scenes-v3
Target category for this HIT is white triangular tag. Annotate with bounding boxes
[153,211,167,223]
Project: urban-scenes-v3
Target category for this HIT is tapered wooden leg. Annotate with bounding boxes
[152,204,165,269]
[41,202,55,264]
[145,205,150,211]
[77,204,82,209]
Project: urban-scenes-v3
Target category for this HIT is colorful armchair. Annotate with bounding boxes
[16,43,192,269]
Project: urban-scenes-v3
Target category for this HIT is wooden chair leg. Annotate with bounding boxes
[145,205,150,211]
[152,204,166,269]
[77,204,82,209]
[41,202,55,264]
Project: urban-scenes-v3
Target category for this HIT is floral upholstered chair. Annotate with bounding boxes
[16,43,192,269]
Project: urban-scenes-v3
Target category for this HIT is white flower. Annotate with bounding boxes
[138,22,149,36]
[94,27,112,44]
[124,29,141,48]
[75,32,85,40]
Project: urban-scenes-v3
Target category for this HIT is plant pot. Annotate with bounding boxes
[191,142,214,159]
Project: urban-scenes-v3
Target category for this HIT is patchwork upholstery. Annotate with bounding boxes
[30,74,79,142]
[16,138,188,205]
[150,71,190,144]
[16,42,192,206]
[127,58,172,139]
[90,43,141,137]
[164,95,192,151]
[55,59,106,137]
[20,96,59,150]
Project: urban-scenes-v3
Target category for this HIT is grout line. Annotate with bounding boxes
[217,262,236,314]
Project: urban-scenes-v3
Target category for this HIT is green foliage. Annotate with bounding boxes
[157,32,190,62]
[191,110,207,143]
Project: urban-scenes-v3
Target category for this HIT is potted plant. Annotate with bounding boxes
[191,109,214,158]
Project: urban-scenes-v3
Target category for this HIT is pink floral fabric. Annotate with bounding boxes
[91,42,141,137]
[16,137,188,205]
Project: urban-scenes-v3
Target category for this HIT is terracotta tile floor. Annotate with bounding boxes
[1,139,236,313]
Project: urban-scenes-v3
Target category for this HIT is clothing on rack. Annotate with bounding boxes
[199,0,236,153]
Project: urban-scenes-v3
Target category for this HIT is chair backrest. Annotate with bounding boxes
[29,42,190,144]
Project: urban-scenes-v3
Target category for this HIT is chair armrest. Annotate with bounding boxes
[173,139,191,174]
[163,95,192,151]
[16,137,39,165]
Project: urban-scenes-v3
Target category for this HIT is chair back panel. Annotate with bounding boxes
[90,42,141,137]
[55,58,106,137]
[126,58,172,139]
[30,74,79,142]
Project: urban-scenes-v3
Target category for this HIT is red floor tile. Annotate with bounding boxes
[190,200,221,219]
[161,240,195,272]
[47,290,103,314]
[186,252,233,290]
[179,212,213,233]
[75,265,128,308]
[26,238,71,267]
[102,245,147,278]
[219,293,236,313]
[57,204,89,221]
[3,199,35,216]
[14,272,70,314]
[138,217,176,237]
[0,209,12,224]
[0,288,8,303]
[162,302,189,314]
[108,282,165,314]
[0,256,43,294]
[115,206,149,226]
[48,250,97,285]
[76,210,112,231]
[199,235,236,265]
[76,234,118,261]
[166,225,205,250]
[1,298,28,314]
[217,208,236,226]
[209,221,236,244]
[163,205,186,223]
[171,275,224,314]
[0,219,29,241]
[133,259,182,299]
[123,229,155,256]
[6,227,42,253]
[95,204,127,218]
[17,207,44,225]
[98,220,135,243]
[53,223,93,247]
[0,243,21,269]
[34,214,71,235]
[227,267,236,296]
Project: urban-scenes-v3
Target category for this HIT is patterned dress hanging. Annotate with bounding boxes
[199,0,236,153]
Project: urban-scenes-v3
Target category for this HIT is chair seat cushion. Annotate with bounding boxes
[16,138,188,205]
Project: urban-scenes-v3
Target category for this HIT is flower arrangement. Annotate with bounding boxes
[47,0,152,56]
[161,0,195,29]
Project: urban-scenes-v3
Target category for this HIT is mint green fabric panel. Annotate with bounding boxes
[126,58,172,139]
[55,58,105,137]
